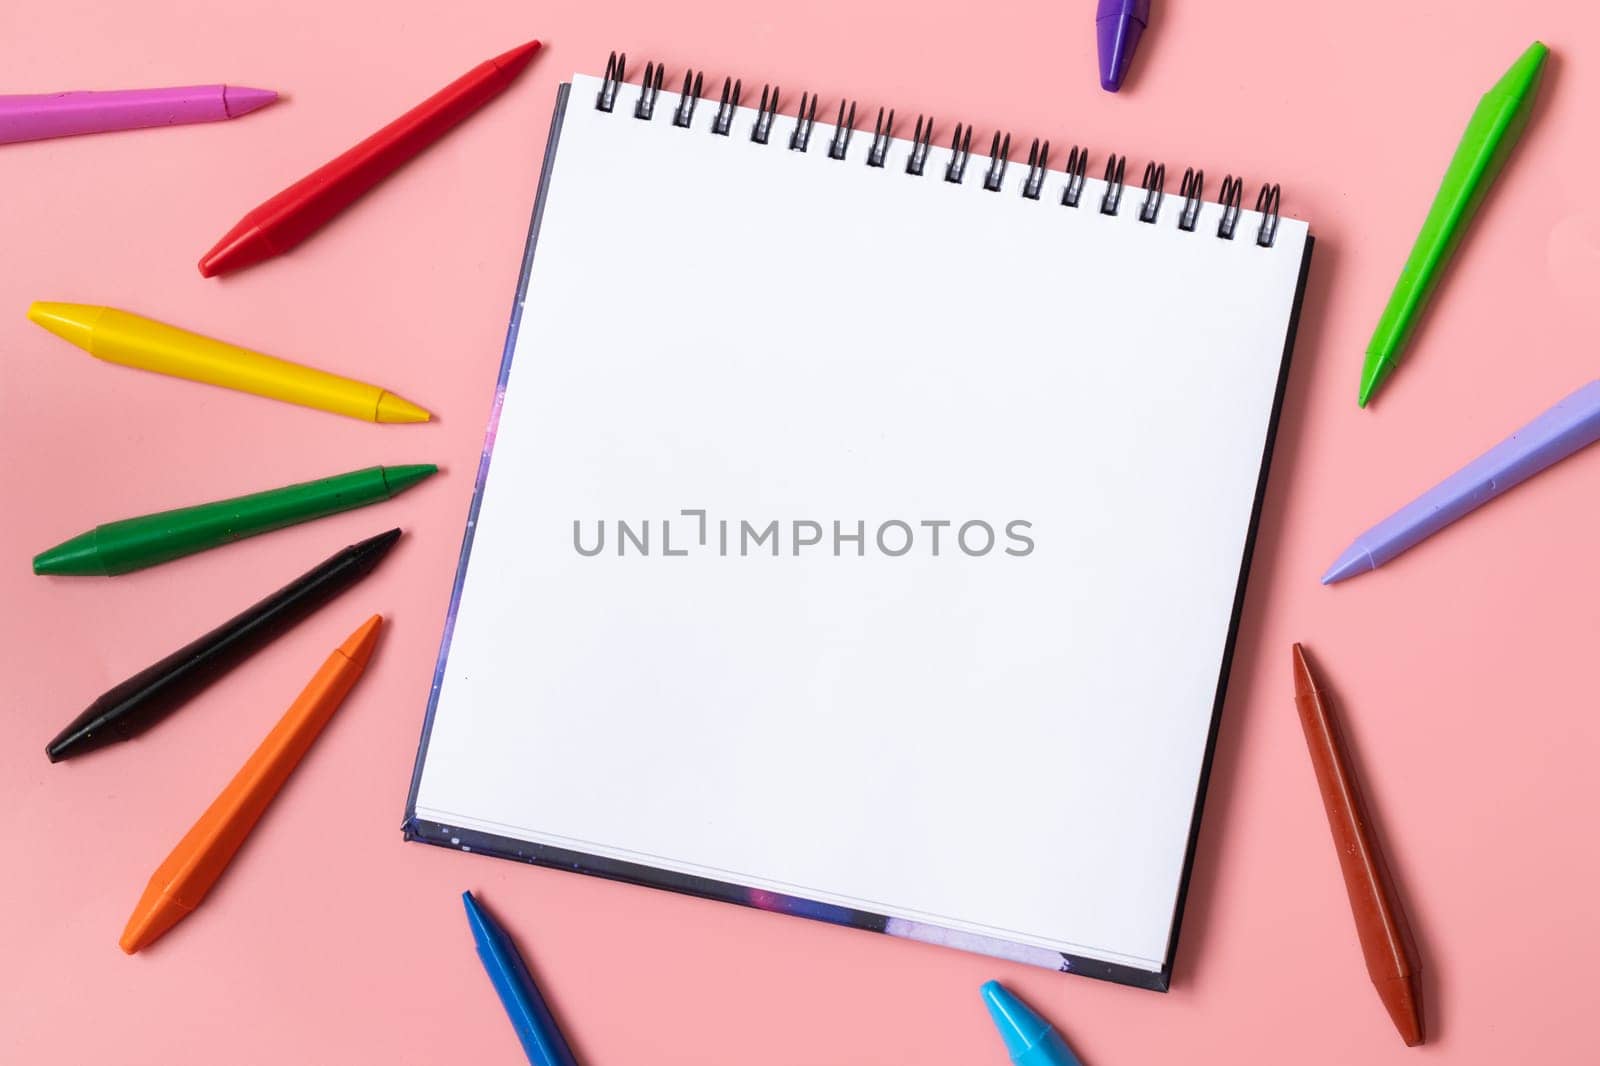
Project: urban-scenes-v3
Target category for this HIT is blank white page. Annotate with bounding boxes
[411,73,1310,977]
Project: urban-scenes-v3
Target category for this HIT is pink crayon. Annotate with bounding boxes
[0,85,277,146]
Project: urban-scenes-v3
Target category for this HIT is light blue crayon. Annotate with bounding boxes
[980,980,1083,1066]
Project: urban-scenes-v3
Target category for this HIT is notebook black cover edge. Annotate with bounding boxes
[1156,233,1318,992]
[401,816,1172,991]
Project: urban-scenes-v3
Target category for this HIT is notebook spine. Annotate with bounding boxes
[594,51,1284,248]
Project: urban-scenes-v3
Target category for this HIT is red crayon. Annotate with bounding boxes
[199,39,541,277]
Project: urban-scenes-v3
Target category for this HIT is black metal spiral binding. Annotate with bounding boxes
[751,85,779,144]
[867,108,894,168]
[983,132,1011,192]
[1138,162,1165,223]
[597,52,626,112]
[1099,155,1127,215]
[711,78,741,135]
[634,62,663,120]
[596,55,1290,246]
[1217,175,1244,239]
[828,101,856,160]
[945,124,972,184]
[672,71,703,128]
[906,115,933,176]
[1061,145,1088,207]
[789,92,818,152]
[1178,168,1204,231]
[1022,139,1049,200]
[1255,184,1282,247]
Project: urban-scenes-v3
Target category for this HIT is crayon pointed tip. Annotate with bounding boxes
[1496,41,1550,96]
[375,391,431,423]
[223,86,279,118]
[44,722,99,763]
[27,301,101,352]
[355,527,404,558]
[345,528,403,577]
[1321,542,1375,584]
[461,889,503,951]
[1290,643,1317,696]
[980,981,1052,1062]
[32,529,105,576]
[119,889,192,954]
[979,982,1083,1063]
[1357,355,1390,408]
[198,223,271,278]
[491,39,543,78]
[380,464,439,496]
[336,615,384,668]
[1096,2,1147,92]
[1378,973,1426,1046]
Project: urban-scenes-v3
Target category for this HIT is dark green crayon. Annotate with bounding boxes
[33,464,436,576]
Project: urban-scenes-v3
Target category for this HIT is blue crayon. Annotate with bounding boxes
[462,891,579,1066]
[980,981,1083,1066]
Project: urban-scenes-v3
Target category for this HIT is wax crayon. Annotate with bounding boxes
[463,891,580,1066]
[1324,379,1600,583]
[0,85,276,145]
[120,615,384,952]
[199,40,542,276]
[980,981,1082,1066]
[46,530,400,762]
[33,464,435,576]
[1096,0,1150,93]
[1360,42,1548,406]
[28,302,430,423]
[1292,644,1424,1045]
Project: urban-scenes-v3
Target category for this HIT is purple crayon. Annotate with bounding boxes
[1324,380,1600,584]
[0,85,277,146]
[1096,0,1151,93]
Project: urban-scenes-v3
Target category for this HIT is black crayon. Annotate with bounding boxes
[45,528,401,762]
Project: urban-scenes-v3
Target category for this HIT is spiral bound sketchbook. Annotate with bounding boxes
[405,56,1313,990]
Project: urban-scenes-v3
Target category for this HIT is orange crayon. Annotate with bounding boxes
[120,615,383,953]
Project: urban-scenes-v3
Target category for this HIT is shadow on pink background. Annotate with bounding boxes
[3,2,1598,1063]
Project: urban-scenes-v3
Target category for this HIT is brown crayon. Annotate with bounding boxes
[1291,643,1425,1046]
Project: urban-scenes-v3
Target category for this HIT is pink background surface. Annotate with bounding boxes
[3,1,1598,1062]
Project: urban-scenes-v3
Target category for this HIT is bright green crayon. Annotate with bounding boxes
[33,464,436,576]
[1360,41,1549,407]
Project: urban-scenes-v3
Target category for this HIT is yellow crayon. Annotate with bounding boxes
[27,302,430,423]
